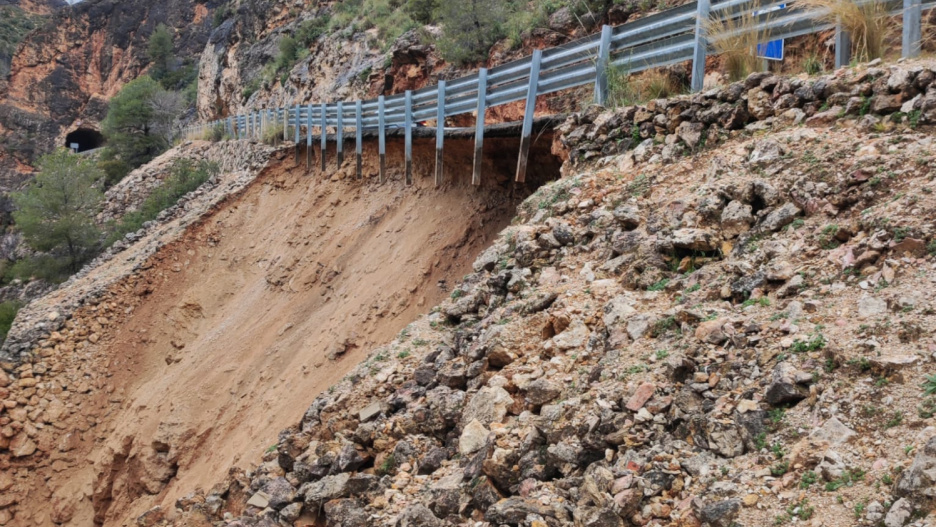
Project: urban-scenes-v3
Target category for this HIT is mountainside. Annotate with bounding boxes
[195,0,643,121]
[145,61,936,527]
[0,0,217,190]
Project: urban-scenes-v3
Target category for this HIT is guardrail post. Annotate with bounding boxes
[472,68,488,187]
[691,0,711,92]
[378,95,386,183]
[435,80,446,187]
[320,102,328,172]
[337,101,344,167]
[903,0,922,58]
[834,19,851,68]
[517,50,543,184]
[283,107,288,142]
[294,104,301,164]
[306,103,313,169]
[404,90,413,185]
[594,25,613,106]
[355,100,363,180]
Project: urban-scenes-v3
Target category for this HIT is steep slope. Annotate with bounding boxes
[152,61,936,527]
[0,133,559,526]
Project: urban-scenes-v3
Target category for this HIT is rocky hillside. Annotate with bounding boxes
[0,0,219,190]
[145,61,936,527]
[196,0,652,123]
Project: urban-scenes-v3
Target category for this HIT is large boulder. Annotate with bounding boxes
[895,436,936,507]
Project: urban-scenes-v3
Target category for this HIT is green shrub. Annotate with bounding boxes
[0,300,20,344]
[107,158,219,246]
[97,149,133,188]
[203,123,228,142]
[12,149,104,279]
[262,123,285,146]
[435,0,507,64]
[405,0,439,23]
[213,3,233,27]
[147,24,174,82]
[242,78,261,101]
[102,76,181,169]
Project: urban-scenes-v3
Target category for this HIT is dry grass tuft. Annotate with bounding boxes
[606,67,685,107]
[702,2,772,82]
[799,0,891,62]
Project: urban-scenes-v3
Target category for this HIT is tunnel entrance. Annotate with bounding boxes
[65,128,105,153]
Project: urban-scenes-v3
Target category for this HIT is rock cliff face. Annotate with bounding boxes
[195,0,647,124]
[0,0,218,190]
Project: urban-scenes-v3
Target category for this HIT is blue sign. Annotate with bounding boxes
[755,4,785,61]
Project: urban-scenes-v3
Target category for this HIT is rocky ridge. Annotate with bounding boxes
[154,61,936,527]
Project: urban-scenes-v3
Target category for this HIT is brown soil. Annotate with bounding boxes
[8,135,560,526]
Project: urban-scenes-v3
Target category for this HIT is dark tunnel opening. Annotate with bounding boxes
[65,129,105,153]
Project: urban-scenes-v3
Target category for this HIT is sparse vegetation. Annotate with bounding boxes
[0,301,22,344]
[799,0,890,62]
[702,1,774,81]
[107,158,219,246]
[606,67,685,108]
[11,150,105,281]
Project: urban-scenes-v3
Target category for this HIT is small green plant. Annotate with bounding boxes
[769,408,786,428]
[790,332,826,353]
[651,316,678,337]
[771,440,786,459]
[450,289,465,300]
[825,469,866,491]
[848,356,872,372]
[881,473,894,485]
[854,501,866,519]
[918,397,936,418]
[742,297,770,308]
[412,338,428,347]
[885,411,904,429]
[397,350,410,359]
[754,432,768,450]
[377,454,396,475]
[771,460,790,476]
[647,278,669,292]
[923,375,936,395]
[685,283,701,293]
[800,470,818,489]
[655,349,669,360]
[802,53,824,75]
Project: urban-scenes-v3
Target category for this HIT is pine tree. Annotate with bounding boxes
[147,23,174,81]
[12,149,104,275]
[436,0,507,64]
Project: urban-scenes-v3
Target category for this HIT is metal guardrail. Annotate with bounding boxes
[183,0,928,185]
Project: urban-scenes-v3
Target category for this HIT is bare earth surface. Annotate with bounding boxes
[1,135,552,526]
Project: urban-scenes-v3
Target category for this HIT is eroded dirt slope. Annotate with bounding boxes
[0,134,558,526]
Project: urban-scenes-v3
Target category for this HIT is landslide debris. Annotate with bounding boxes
[163,61,936,527]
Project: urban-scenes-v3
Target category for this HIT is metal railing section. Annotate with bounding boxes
[184,0,929,185]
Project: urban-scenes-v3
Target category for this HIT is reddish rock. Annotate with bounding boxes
[891,237,926,257]
[625,382,656,412]
[9,433,36,457]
